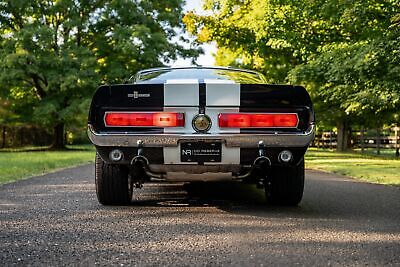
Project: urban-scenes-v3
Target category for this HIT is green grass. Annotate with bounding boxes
[305,148,400,186]
[1,145,399,187]
[0,145,95,185]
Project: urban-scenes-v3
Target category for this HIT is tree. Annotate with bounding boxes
[0,0,199,149]
[184,0,347,82]
[288,5,400,151]
[184,0,400,151]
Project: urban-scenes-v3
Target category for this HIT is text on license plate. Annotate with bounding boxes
[180,141,222,162]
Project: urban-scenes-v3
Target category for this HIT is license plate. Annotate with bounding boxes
[180,141,222,163]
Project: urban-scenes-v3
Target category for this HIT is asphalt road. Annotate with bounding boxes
[0,164,399,266]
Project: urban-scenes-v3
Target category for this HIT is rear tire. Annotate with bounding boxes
[264,158,305,206]
[95,153,132,205]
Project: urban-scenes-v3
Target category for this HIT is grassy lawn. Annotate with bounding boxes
[1,145,399,187]
[305,148,400,186]
[0,145,95,185]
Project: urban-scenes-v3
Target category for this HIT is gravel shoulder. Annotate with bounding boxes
[0,164,399,266]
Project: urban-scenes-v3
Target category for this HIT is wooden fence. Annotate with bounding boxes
[313,133,399,149]
[312,127,400,156]
[0,125,52,148]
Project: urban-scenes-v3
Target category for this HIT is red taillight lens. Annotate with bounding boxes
[218,114,251,128]
[104,112,185,127]
[218,113,298,128]
[153,113,184,127]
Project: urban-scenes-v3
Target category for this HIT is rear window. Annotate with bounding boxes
[134,68,266,84]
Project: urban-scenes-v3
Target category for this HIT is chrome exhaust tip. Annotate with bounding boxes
[131,155,149,167]
[130,155,165,180]
[254,156,271,168]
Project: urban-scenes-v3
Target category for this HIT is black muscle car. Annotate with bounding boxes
[88,67,315,205]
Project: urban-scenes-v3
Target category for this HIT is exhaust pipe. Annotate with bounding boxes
[251,156,271,177]
[235,141,271,180]
[130,155,165,180]
[254,156,271,168]
[131,155,148,168]
[235,156,271,179]
[130,140,165,180]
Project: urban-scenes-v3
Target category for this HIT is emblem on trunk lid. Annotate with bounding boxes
[192,114,212,133]
[128,91,151,99]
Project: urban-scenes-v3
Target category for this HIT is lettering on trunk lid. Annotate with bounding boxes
[128,91,151,99]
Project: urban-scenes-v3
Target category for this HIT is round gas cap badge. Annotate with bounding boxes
[192,114,212,133]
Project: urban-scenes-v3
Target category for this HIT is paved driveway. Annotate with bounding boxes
[0,165,399,266]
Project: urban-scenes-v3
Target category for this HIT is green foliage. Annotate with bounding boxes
[0,0,199,147]
[0,0,100,130]
[292,11,399,126]
[91,0,200,83]
[290,33,400,127]
[185,0,400,129]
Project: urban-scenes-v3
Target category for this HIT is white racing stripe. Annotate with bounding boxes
[163,146,194,165]
[162,79,241,165]
[205,81,241,164]
[163,106,198,164]
[205,108,241,164]
[164,79,199,106]
[163,80,198,164]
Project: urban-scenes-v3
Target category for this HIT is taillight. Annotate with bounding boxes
[104,112,185,127]
[218,113,298,128]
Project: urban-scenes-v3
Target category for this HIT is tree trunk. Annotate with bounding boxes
[1,126,6,148]
[376,127,381,155]
[336,121,349,152]
[360,126,365,154]
[50,123,66,150]
[395,126,399,157]
[347,125,353,149]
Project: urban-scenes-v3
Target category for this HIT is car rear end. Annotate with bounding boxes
[88,67,315,205]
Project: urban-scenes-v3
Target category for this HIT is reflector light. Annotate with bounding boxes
[104,112,185,127]
[218,113,298,128]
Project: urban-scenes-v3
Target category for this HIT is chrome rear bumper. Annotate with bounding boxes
[88,124,315,148]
